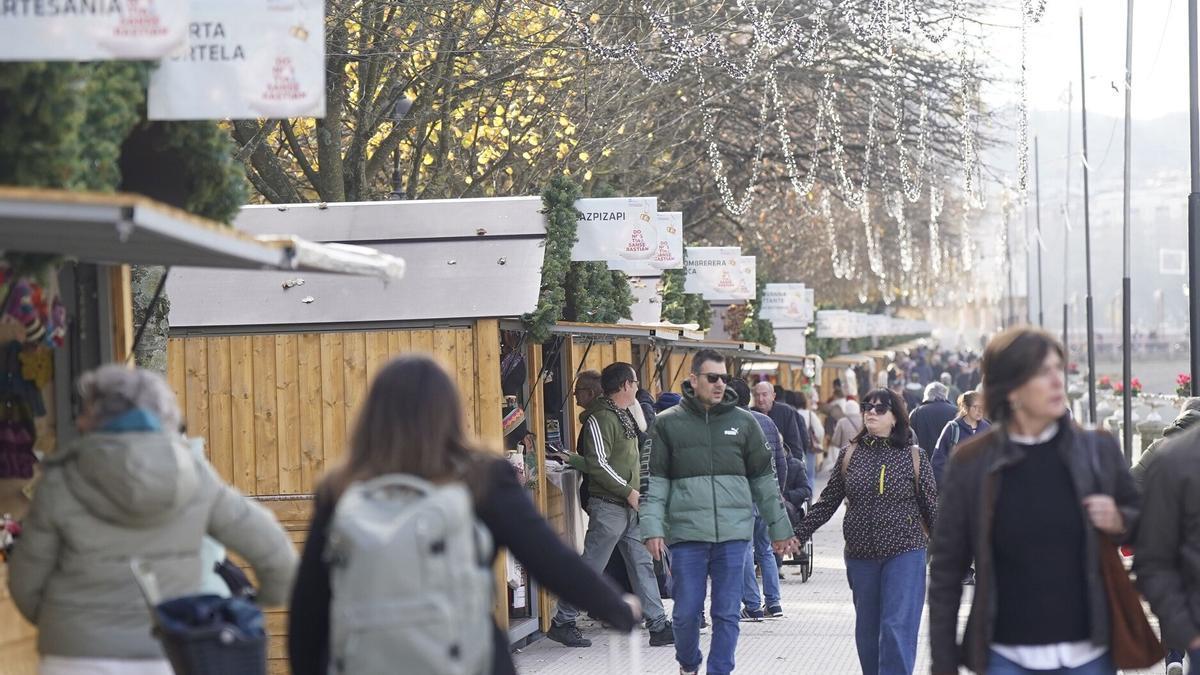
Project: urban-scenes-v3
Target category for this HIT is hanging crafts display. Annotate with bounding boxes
[0,342,40,480]
[0,263,67,349]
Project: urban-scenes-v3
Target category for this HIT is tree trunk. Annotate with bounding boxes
[130,265,170,374]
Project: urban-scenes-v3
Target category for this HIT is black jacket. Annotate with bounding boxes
[910,399,958,458]
[1134,425,1200,650]
[928,420,1140,674]
[288,459,636,675]
[795,435,938,560]
[782,453,811,509]
[756,401,809,457]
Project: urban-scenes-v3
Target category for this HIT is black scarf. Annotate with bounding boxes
[601,396,638,439]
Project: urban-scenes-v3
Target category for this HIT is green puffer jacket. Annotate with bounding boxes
[642,382,791,545]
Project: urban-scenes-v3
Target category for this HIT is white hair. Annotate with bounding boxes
[924,381,949,401]
[78,365,182,431]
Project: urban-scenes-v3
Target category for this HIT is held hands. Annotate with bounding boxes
[644,537,666,561]
[771,537,800,557]
[626,489,641,511]
[1082,495,1125,536]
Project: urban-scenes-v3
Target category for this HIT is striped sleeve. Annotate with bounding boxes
[579,415,634,498]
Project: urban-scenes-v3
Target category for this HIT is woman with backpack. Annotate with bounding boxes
[928,328,1140,675]
[930,391,990,487]
[288,355,639,675]
[7,365,296,675]
[793,388,938,675]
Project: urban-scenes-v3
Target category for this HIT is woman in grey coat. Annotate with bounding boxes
[7,365,297,675]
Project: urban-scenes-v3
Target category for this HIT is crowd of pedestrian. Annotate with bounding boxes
[5,328,1199,675]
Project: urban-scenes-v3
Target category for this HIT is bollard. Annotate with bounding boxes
[1135,408,1166,456]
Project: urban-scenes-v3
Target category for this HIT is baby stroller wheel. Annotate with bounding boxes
[800,537,814,582]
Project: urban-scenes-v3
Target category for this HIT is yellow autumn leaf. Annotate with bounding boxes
[423,153,434,166]
[578,151,590,162]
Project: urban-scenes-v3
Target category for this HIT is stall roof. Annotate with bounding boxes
[0,187,403,278]
[168,197,544,329]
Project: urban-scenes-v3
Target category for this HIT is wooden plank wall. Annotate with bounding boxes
[166,321,504,674]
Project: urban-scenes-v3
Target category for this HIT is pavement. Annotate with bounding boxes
[514,469,1170,675]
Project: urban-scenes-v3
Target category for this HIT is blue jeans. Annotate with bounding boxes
[670,540,747,675]
[741,510,780,610]
[845,548,926,675]
[987,649,1115,674]
[805,450,818,492]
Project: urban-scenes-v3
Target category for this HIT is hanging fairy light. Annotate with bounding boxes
[928,185,944,275]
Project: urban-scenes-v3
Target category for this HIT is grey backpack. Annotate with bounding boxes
[326,474,495,675]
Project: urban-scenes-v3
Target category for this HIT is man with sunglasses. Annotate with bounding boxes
[547,362,673,649]
[642,349,799,675]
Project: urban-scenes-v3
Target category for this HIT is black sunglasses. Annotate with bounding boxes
[703,373,731,384]
[864,403,891,415]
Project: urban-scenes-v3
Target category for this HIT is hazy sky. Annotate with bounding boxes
[983,0,1187,120]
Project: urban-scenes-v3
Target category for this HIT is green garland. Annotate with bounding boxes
[523,176,635,341]
[523,175,581,342]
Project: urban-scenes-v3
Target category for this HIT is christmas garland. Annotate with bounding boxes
[523,175,581,343]
[523,176,636,342]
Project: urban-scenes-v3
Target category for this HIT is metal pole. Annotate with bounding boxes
[1024,195,1032,325]
[1122,0,1134,462]
[1035,136,1045,327]
[1080,12,1098,425]
[1064,85,1073,385]
[1006,209,1015,328]
[1190,0,1200,393]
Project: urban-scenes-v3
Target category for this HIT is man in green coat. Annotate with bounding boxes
[642,349,798,675]
[548,362,673,649]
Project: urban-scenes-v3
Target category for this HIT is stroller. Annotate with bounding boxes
[780,498,814,582]
[131,558,267,675]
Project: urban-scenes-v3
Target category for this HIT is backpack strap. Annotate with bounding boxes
[910,446,930,537]
[839,443,856,483]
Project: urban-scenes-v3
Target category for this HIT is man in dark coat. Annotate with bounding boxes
[1135,423,1200,670]
[752,381,810,491]
[909,382,957,459]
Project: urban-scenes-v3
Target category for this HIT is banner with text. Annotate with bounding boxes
[148,0,325,120]
[570,197,658,262]
[608,211,683,275]
[684,246,741,301]
[2,0,189,61]
[760,283,814,328]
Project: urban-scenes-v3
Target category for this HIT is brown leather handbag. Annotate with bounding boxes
[1098,537,1162,668]
[1086,431,1162,669]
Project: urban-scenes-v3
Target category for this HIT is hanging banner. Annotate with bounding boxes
[774,328,807,356]
[731,256,756,301]
[570,197,658,262]
[1,0,189,61]
[621,277,663,325]
[147,0,326,120]
[608,211,683,275]
[683,246,741,301]
[760,283,812,329]
[816,309,852,338]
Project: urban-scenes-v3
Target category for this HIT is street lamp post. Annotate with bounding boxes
[390,97,413,201]
[1189,0,1200,393]
[1080,12,1098,425]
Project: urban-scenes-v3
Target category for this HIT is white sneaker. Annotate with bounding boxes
[1166,661,1184,675]
[679,669,698,675]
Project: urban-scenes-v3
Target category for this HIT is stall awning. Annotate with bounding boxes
[0,188,404,279]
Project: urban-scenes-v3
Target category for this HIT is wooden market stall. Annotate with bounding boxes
[0,188,402,675]
[164,197,548,666]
